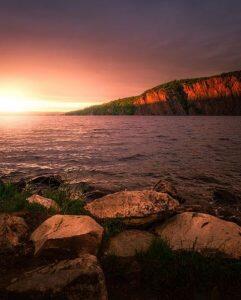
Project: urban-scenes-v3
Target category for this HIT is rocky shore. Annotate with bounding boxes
[0,175,241,299]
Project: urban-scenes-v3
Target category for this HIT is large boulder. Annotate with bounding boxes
[7,254,107,300]
[27,194,60,211]
[155,212,241,259]
[105,230,155,257]
[0,214,29,252]
[85,190,179,226]
[31,215,104,257]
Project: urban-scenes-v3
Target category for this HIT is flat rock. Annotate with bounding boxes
[155,212,241,259]
[7,254,107,300]
[85,190,179,226]
[0,214,29,252]
[27,194,60,211]
[105,230,155,257]
[28,175,63,188]
[31,214,104,257]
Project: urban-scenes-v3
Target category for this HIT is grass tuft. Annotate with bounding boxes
[0,182,29,213]
[0,181,87,216]
[102,218,126,240]
[135,238,241,297]
[43,188,86,215]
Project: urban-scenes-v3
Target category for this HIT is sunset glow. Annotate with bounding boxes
[0,88,30,113]
[0,1,241,298]
[0,87,97,113]
[0,1,240,113]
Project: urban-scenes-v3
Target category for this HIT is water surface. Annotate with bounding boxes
[0,115,241,202]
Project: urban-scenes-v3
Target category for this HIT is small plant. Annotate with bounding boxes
[43,187,86,215]
[102,218,125,240]
[136,237,173,261]
[0,180,87,216]
[64,200,86,215]
[0,182,29,213]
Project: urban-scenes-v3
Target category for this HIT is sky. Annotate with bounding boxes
[0,0,241,112]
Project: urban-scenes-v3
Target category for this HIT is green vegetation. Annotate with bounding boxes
[67,70,241,116]
[67,96,137,116]
[0,182,30,213]
[103,238,241,299]
[136,239,241,297]
[102,218,126,240]
[43,188,86,215]
[0,181,86,215]
[0,182,56,215]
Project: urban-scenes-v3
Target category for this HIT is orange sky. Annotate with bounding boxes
[0,1,241,112]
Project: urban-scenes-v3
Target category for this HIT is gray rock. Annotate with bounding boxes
[28,175,63,188]
[7,254,108,300]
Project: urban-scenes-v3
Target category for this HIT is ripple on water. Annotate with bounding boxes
[0,115,241,202]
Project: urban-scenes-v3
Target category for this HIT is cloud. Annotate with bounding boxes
[0,0,240,110]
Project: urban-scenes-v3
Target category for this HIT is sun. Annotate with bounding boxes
[0,89,30,113]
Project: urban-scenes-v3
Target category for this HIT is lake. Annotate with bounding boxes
[0,115,241,202]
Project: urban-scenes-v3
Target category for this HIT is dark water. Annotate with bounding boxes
[0,115,241,202]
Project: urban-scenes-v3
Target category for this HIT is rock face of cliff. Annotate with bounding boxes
[67,71,241,115]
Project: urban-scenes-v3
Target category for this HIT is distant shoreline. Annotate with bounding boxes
[67,70,241,116]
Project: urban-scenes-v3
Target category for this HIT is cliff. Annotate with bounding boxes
[67,71,241,115]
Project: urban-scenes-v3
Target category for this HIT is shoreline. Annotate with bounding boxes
[1,174,241,225]
[0,174,241,299]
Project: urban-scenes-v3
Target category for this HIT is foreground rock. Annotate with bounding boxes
[7,254,107,300]
[85,190,179,226]
[105,230,155,257]
[31,215,104,257]
[155,212,241,259]
[0,214,29,252]
[27,194,60,211]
